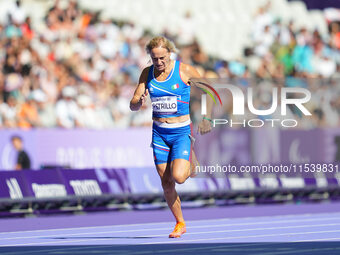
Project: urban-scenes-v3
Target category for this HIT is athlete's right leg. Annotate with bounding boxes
[155,163,185,224]
[153,124,186,237]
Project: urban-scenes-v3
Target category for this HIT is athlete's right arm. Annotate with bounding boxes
[130,67,149,111]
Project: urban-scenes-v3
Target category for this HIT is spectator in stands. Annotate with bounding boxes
[108,84,131,128]
[11,135,31,170]
[330,22,340,49]
[33,89,57,128]
[76,94,102,129]
[252,3,274,42]
[0,95,17,128]
[55,86,80,128]
[177,11,195,46]
[255,25,275,56]
[16,92,40,129]
[21,17,34,40]
[8,0,26,25]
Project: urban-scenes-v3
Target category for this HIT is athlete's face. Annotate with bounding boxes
[150,47,171,72]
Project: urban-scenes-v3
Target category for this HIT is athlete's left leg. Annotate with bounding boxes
[171,158,190,184]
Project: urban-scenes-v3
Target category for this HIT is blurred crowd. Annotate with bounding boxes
[0,0,339,129]
[195,2,340,129]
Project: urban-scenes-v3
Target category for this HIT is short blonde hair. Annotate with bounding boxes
[146,36,177,54]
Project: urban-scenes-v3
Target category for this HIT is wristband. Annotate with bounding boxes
[203,117,213,123]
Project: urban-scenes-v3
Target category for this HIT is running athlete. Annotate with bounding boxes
[130,36,212,238]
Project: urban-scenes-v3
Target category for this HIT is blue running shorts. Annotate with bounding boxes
[152,123,192,165]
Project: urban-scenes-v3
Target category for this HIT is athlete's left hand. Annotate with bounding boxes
[198,119,212,135]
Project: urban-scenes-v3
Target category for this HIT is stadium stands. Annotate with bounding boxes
[0,0,338,129]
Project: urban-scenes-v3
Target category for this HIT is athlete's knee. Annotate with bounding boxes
[172,171,187,184]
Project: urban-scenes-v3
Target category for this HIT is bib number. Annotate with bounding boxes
[152,96,178,115]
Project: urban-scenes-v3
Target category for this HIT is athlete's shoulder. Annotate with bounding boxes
[141,65,152,76]
[179,62,201,84]
[139,65,152,83]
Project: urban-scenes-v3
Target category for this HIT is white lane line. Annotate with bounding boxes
[3,229,340,247]
[141,230,340,245]
[1,221,340,246]
[1,216,340,243]
[295,237,340,242]
[0,221,172,236]
[1,211,340,235]
[147,223,340,238]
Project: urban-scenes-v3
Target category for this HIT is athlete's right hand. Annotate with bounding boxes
[139,89,149,106]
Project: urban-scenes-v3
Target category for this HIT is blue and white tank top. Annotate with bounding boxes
[146,60,190,118]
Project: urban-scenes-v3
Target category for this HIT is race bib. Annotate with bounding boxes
[152,96,178,115]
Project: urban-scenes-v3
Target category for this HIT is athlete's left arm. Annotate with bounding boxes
[180,63,213,135]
